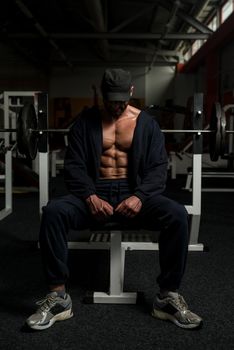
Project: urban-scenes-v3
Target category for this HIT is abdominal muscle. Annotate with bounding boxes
[99,147,128,179]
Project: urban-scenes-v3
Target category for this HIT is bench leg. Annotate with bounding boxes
[93,230,137,304]
[185,173,192,191]
[188,215,204,250]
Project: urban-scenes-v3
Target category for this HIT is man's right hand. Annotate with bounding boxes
[85,194,114,221]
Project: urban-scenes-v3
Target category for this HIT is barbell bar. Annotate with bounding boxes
[0,101,232,161]
[0,129,216,133]
[161,130,212,133]
[0,129,69,133]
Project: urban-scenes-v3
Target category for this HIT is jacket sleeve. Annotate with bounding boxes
[134,119,168,203]
[64,117,96,200]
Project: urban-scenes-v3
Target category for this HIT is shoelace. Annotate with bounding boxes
[169,294,188,311]
[36,295,57,313]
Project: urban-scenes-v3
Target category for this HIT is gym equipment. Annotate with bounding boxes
[17,103,38,160]
[82,222,141,304]
[0,103,68,159]
[0,101,233,161]
[209,102,226,161]
[185,167,234,192]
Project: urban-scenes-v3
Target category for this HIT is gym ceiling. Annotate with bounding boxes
[0,0,220,72]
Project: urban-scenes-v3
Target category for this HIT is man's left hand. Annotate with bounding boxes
[115,196,142,218]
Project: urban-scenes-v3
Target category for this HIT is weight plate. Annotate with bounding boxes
[209,102,222,161]
[17,103,38,159]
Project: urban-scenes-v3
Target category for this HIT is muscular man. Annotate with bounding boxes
[26,68,202,330]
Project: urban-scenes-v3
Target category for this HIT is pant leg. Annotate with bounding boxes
[39,194,91,285]
[139,195,189,291]
[39,180,132,287]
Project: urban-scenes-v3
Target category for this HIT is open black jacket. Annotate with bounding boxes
[64,107,168,203]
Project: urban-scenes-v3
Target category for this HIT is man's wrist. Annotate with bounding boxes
[132,194,142,203]
[133,192,145,204]
[85,194,97,203]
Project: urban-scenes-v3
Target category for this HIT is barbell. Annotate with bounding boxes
[0,102,232,161]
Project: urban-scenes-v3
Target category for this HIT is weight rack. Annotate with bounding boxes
[0,91,39,220]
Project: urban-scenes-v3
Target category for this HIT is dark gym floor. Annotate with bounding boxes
[0,174,234,350]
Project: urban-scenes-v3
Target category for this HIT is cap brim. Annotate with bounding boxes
[105,92,130,101]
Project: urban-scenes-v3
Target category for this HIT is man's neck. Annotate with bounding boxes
[102,104,133,122]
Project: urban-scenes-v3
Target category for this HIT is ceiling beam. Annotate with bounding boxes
[157,0,213,34]
[9,32,210,40]
[148,0,181,70]
[178,10,213,33]
[53,60,177,67]
[110,44,181,59]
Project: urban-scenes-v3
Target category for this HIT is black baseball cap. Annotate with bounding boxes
[101,68,132,101]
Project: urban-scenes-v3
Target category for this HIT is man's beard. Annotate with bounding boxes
[105,101,128,117]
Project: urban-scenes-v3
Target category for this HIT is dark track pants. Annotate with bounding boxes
[39,179,189,291]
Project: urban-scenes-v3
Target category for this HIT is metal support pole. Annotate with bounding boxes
[0,93,13,220]
[189,154,202,248]
[109,231,123,295]
[93,230,137,303]
[189,93,203,250]
[37,92,49,214]
[0,150,12,220]
[5,150,12,212]
[39,152,49,214]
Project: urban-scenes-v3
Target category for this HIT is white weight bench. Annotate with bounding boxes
[69,222,158,304]
[185,167,234,192]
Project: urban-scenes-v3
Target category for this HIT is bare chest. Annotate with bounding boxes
[102,117,137,151]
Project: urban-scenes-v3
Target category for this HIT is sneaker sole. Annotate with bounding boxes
[152,309,202,329]
[27,309,73,330]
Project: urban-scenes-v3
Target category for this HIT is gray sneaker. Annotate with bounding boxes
[152,292,203,329]
[26,292,73,330]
